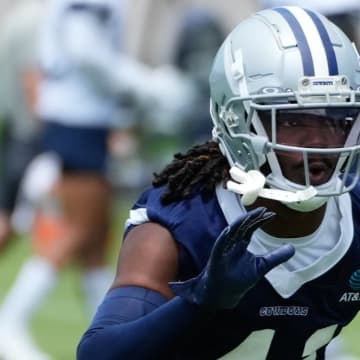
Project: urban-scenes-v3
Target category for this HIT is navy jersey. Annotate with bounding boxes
[126,184,360,360]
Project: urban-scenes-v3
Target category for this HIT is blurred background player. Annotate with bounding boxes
[172,7,226,146]
[0,0,128,359]
[0,0,200,359]
[0,2,48,359]
[129,7,226,189]
[0,0,44,252]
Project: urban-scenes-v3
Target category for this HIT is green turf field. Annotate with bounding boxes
[0,213,359,359]
[342,317,360,358]
[0,238,87,360]
[0,202,126,360]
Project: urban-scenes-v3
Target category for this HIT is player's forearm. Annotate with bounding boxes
[76,286,202,360]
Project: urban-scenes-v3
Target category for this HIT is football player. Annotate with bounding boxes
[77,6,360,359]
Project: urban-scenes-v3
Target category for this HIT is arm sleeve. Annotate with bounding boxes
[77,286,203,360]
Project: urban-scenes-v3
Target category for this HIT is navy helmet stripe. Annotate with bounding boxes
[273,7,315,76]
[304,9,338,75]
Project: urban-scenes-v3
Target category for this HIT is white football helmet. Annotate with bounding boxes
[210,6,360,211]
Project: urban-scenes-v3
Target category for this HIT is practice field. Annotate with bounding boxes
[0,216,359,359]
[342,317,360,358]
[0,201,127,360]
[0,235,98,360]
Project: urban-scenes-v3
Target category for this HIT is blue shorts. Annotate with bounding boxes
[40,121,109,173]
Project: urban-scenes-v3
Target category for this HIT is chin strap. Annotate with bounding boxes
[227,167,317,206]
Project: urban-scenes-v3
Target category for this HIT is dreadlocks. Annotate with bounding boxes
[152,141,230,205]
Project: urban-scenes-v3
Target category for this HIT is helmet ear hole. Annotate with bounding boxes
[260,162,271,177]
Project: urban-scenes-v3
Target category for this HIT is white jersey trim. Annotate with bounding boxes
[125,208,149,230]
[216,185,353,298]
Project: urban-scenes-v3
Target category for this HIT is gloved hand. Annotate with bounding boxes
[170,207,295,310]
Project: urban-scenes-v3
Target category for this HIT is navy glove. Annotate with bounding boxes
[170,207,295,310]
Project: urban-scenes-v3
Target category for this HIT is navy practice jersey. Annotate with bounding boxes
[126,183,360,360]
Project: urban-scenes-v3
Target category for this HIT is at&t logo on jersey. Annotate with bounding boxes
[339,292,360,302]
[349,269,360,290]
[339,270,360,302]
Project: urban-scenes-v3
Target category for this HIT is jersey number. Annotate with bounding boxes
[219,325,337,359]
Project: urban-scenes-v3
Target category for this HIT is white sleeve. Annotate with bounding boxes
[62,10,139,93]
[43,3,196,114]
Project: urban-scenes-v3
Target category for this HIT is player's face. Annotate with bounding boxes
[261,108,357,186]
